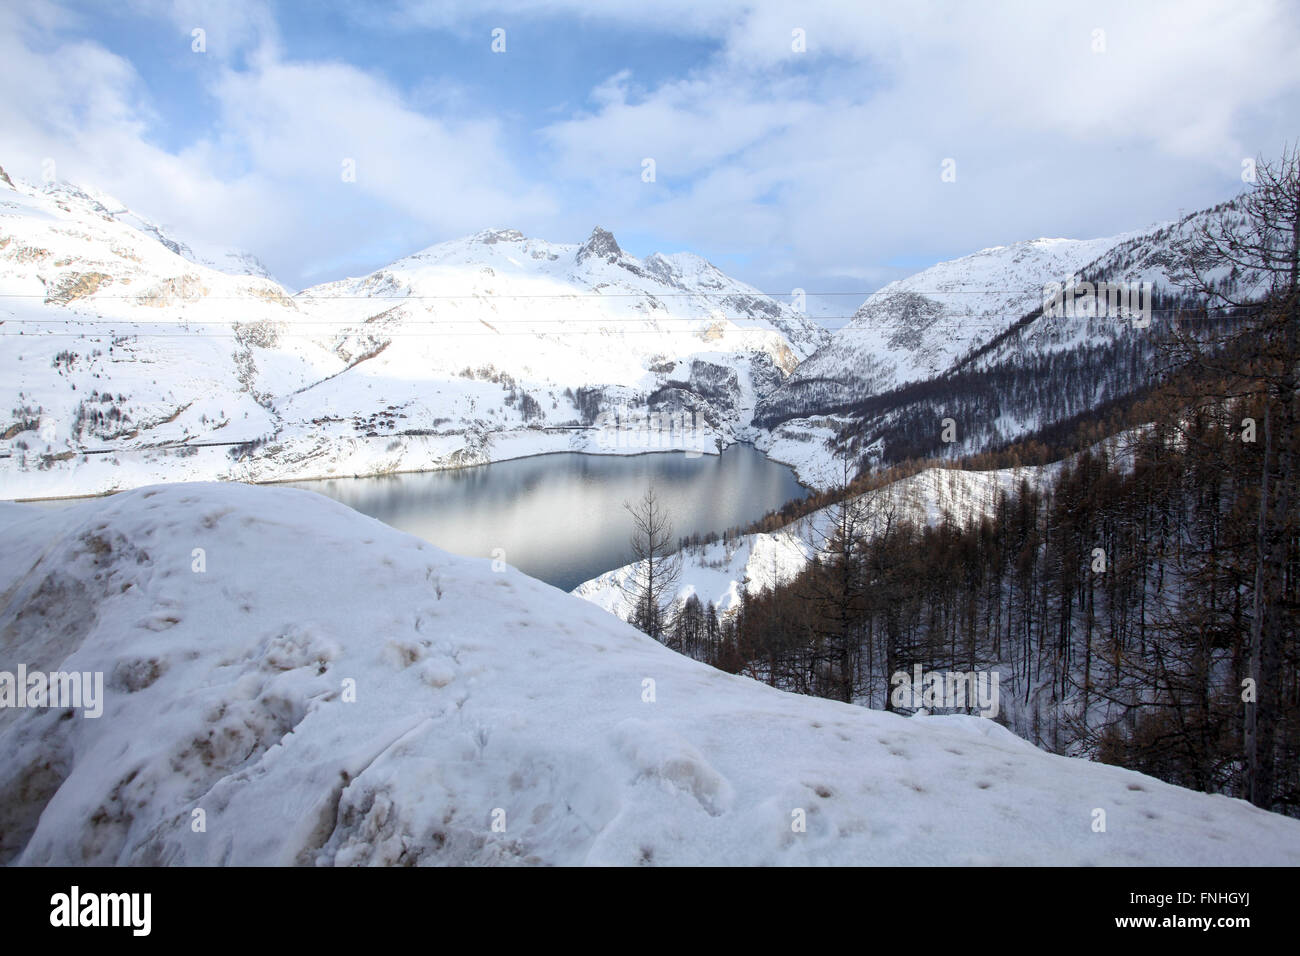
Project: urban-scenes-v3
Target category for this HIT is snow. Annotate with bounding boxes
[2,161,1245,503]
[575,464,1057,621]
[745,417,848,490]
[3,480,1298,865]
[962,198,1257,374]
[0,168,825,500]
[770,235,1133,408]
[748,206,1259,484]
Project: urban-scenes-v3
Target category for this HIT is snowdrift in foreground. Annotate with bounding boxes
[2,483,1298,865]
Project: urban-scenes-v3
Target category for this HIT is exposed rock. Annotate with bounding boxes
[44,271,113,304]
[576,226,623,265]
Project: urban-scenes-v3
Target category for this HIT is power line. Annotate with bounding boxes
[0,287,1187,300]
[6,305,1243,325]
[0,307,1252,338]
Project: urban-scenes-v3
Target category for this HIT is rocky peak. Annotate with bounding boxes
[575,226,622,265]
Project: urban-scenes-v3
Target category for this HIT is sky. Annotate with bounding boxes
[2,0,1298,315]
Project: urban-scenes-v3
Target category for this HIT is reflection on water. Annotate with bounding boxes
[287,445,807,591]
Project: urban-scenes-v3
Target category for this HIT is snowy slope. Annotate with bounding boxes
[2,481,1297,865]
[0,166,329,501]
[575,464,1055,621]
[26,179,277,283]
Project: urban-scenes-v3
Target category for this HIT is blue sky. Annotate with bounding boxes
[3,0,1299,311]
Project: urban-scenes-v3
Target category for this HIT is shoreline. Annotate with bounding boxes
[6,437,816,504]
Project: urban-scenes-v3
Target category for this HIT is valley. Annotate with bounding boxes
[3,150,1298,867]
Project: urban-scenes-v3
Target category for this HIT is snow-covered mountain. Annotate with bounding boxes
[1,155,1256,501]
[762,234,1130,413]
[4,480,1297,865]
[0,166,316,498]
[282,225,827,458]
[0,163,825,500]
[21,177,277,283]
[750,198,1260,487]
[947,198,1255,380]
[308,223,825,357]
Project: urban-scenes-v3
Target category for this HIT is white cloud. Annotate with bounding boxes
[0,0,556,287]
[532,0,1300,288]
[126,0,282,62]
[1,0,1297,295]
[209,58,554,230]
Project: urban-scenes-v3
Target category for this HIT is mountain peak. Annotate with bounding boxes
[576,226,622,264]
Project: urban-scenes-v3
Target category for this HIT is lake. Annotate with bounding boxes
[285,445,807,591]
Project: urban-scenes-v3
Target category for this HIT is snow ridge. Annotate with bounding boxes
[3,482,1296,865]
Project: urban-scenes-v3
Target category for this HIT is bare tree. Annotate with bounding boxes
[622,485,682,642]
[801,452,901,704]
[1171,144,1300,809]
